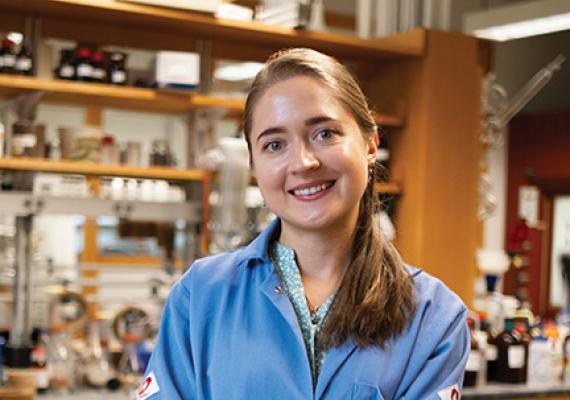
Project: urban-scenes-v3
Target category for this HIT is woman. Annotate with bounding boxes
[140,48,469,400]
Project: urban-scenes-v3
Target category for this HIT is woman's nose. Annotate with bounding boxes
[290,143,320,173]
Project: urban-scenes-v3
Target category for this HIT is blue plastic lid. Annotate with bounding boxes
[486,274,498,293]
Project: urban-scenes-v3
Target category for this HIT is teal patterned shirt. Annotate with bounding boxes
[269,241,336,385]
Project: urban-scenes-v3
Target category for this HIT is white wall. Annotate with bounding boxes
[550,196,570,307]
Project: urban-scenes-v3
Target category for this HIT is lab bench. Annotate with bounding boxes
[463,383,570,399]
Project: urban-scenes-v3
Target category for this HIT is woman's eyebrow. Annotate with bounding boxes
[255,126,286,144]
[305,116,335,126]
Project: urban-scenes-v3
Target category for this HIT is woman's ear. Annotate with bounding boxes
[367,130,379,164]
[249,152,255,176]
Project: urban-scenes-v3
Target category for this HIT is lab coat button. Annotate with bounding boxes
[274,285,283,294]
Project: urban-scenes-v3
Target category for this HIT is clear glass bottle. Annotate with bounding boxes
[15,44,33,76]
[74,47,93,82]
[100,135,120,165]
[90,50,106,83]
[48,138,62,161]
[118,334,143,391]
[108,52,128,85]
[149,139,171,166]
[84,320,115,387]
[56,49,75,80]
[31,328,49,393]
[0,38,16,74]
[46,324,77,393]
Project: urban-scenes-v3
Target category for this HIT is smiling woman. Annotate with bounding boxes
[142,48,471,400]
[249,75,373,237]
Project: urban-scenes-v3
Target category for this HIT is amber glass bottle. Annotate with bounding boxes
[514,321,531,382]
[496,318,526,383]
[463,319,480,387]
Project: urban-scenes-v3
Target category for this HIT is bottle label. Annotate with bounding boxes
[466,350,481,371]
[33,368,50,389]
[508,345,525,369]
[77,63,92,78]
[31,345,47,364]
[16,57,32,71]
[1,54,16,67]
[112,70,126,83]
[60,65,74,78]
[486,345,498,361]
[92,68,106,80]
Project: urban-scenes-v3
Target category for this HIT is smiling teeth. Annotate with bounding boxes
[293,184,329,196]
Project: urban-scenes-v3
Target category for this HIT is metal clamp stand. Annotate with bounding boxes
[6,215,33,368]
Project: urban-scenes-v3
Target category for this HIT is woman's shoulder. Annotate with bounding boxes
[405,264,467,316]
[177,219,280,292]
[178,247,254,289]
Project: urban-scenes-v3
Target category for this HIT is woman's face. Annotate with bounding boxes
[250,75,376,234]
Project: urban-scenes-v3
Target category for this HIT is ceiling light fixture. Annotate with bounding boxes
[464,0,570,42]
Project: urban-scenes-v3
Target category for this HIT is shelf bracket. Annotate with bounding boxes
[22,197,44,215]
[114,201,134,219]
[196,38,212,94]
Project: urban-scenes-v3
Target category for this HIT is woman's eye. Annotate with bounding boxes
[316,129,336,141]
[264,141,283,152]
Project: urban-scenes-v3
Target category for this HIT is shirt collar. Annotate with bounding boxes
[240,218,281,265]
[241,218,423,278]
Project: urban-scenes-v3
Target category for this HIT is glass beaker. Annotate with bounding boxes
[211,137,250,251]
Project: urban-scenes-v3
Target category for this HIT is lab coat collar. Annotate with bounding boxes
[240,218,281,265]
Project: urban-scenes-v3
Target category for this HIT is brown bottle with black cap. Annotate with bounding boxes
[496,317,526,383]
[463,318,480,387]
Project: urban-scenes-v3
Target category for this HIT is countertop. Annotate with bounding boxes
[463,383,570,399]
[31,383,570,399]
[38,389,132,399]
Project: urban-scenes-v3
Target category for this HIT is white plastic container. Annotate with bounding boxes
[527,337,552,385]
[154,51,200,89]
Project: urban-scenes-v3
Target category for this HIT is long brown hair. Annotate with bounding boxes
[244,48,416,349]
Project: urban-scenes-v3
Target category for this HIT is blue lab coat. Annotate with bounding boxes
[143,219,469,399]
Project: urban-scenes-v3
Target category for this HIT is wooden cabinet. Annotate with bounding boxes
[364,30,491,305]
[0,0,491,305]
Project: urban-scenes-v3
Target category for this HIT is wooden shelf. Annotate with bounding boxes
[374,181,402,195]
[0,76,406,124]
[374,113,404,128]
[0,0,425,62]
[0,157,209,182]
[0,75,244,115]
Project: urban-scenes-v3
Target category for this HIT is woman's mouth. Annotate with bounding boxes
[289,181,336,198]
